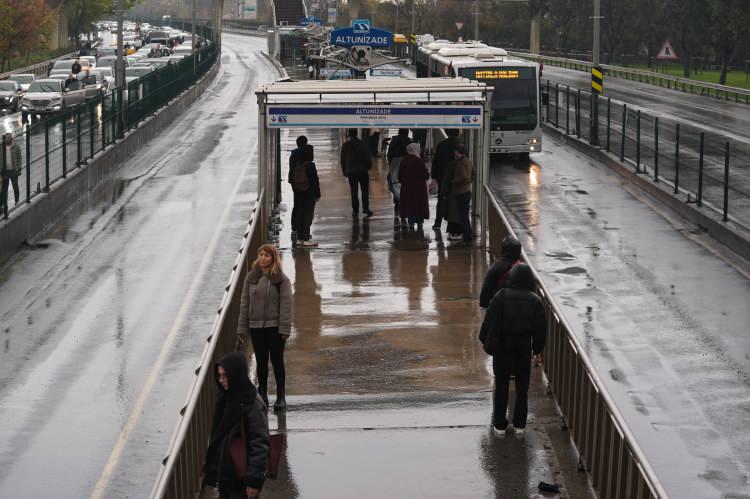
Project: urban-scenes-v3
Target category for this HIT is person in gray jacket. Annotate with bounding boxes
[1,132,22,213]
[237,243,293,411]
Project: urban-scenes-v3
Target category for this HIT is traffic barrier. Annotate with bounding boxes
[512,51,750,105]
[1,42,217,221]
[542,78,749,234]
[485,184,669,499]
[149,190,269,499]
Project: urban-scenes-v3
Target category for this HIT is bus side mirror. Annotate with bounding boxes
[542,93,549,105]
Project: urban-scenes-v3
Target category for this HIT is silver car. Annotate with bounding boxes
[20,79,88,119]
[7,74,35,92]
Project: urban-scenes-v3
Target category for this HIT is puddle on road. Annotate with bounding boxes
[544,251,577,261]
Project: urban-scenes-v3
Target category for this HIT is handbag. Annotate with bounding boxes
[265,433,285,479]
[228,414,247,480]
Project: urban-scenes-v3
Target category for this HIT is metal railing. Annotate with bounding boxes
[485,184,670,499]
[512,52,750,105]
[150,190,268,499]
[1,43,217,219]
[542,79,748,231]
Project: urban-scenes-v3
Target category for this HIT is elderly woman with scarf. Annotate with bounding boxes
[397,142,430,230]
[204,352,270,498]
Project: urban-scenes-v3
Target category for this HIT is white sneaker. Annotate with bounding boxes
[513,427,525,435]
[302,240,319,247]
[493,426,507,438]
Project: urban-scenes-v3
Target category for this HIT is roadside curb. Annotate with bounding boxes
[543,123,750,261]
[0,59,221,267]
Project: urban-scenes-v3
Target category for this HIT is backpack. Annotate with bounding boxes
[291,162,310,192]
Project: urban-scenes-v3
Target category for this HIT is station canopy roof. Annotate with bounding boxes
[256,77,491,104]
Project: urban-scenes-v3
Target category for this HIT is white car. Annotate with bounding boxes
[7,74,35,92]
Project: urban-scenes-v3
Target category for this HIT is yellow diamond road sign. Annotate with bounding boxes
[591,66,604,93]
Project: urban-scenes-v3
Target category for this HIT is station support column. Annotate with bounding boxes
[480,91,492,249]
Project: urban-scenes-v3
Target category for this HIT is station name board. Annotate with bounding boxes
[267,105,483,128]
[330,30,392,48]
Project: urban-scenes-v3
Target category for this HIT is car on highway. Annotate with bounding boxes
[96,55,117,69]
[89,67,115,89]
[125,66,155,79]
[0,80,23,112]
[172,46,193,57]
[7,74,35,92]
[79,55,97,68]
[51,58,91,75]
[146,30,170,46]
[20,78,90,119]
[139,58,172,69]
[97,46,116,58]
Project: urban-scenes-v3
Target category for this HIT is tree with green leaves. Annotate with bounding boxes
[0,0,55,72]
[711,0,750,84]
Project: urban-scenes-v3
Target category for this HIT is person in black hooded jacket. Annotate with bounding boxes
[479,263,546,435]
[204,352,270,498]
[479,237,522,308]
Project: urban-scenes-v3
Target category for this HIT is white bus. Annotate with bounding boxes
[426,45,544,155]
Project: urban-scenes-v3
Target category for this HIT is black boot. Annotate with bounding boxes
[273,389,286,412]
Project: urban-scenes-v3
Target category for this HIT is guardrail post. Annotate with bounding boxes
[636,110,641,172]
[576,89,581,138]
[110,92,116,144]
[76,107,82,166]
[89,100,95,159]
[62,111,67,178]
[546,80,550,121]
[566,86,570,135]
[697,132,704,207]
[25,123,31,203]
[674,123,680,194]
[654,117,659,182]
[606,97,611,152]
[101,94,106,152]
[44,117,50,192]
[555,83,559,127]
[1,139,6,218]
[620,104,627,162]
[723,142,730,222]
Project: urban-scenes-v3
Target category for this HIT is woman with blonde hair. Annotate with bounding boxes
[237,243,293,411]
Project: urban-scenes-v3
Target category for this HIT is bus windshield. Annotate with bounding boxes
[461,67,538,130]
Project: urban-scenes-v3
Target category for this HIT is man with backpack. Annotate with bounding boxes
[290,145,321,247]
[288,136,312,236]
[479,237,522,308]
[340,129,373,218]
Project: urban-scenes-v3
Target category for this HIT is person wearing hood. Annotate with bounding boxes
[203,352,270,499]
[479,237,522,308]
[397,142,430,230]
[237,244,293,411]
[386,129,411,225]
[479,263,547,436]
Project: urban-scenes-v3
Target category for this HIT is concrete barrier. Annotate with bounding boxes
[0,61,221,266]
[543,123,750,261]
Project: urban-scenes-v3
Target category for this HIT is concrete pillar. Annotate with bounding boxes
[349,0,360,20]
[530,14,541,55]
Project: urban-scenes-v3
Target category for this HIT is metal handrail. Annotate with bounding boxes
[484,184,670,499]
[150,190,267,499]
[509,51,750,101]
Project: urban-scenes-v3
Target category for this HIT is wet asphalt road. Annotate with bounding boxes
[491,136,750,497]
[542,66,750,229]
[0,33,276,498]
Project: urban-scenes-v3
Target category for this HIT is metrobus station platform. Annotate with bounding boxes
[253,127,596,498]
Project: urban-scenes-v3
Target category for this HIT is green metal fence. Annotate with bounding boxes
[1,42,217,219]
[543,79,748,230]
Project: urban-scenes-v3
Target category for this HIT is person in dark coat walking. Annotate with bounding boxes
[203,352,270,499]
[71,59,82,75]
[290,146,321,247]
[479,237,522,308]
[479,264,546,436]
[340,129,373,218]
[431,130,460,231]
[288,136,311,235]
[398,142,430,229]
[386,129,411,223]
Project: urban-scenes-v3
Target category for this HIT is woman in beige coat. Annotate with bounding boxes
[237,244,293,411]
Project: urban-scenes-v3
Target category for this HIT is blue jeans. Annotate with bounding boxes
[455,191,472,242]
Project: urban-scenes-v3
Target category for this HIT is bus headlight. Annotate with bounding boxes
[528,138,540,144]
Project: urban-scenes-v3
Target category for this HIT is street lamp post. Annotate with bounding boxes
[474,0,479,40]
